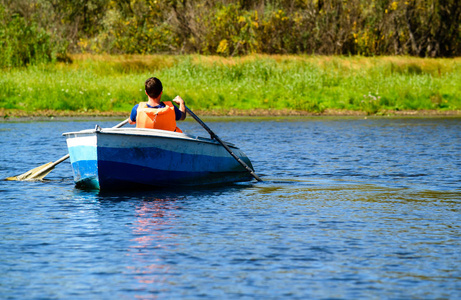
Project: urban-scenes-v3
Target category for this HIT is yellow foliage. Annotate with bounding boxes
[78,39,89,52]
[390,1,398,10]
[217,39,228,54]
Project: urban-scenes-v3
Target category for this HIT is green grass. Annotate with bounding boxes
[1,54,460,115]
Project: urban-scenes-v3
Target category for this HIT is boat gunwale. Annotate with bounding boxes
[62,128,238,148]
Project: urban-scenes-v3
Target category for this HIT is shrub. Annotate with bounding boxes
[0,4,55,68]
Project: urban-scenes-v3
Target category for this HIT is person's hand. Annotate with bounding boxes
[173,96,185,105]
[173,95,187,120]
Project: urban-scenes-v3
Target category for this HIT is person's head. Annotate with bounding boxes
[145,77,163,99]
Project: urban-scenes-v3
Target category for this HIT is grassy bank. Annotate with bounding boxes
[1,55,460,117]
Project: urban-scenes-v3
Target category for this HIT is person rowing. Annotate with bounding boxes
[129,77,186,132]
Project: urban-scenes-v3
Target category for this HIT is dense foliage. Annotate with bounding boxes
[0,0,460,67]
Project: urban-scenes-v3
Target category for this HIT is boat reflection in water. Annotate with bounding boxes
[126,197,180,288]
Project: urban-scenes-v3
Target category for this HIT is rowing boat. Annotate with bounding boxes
[63,127,255,190]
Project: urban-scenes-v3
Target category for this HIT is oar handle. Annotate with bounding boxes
[185,106,263,182]
[52,154,70,167]
[114,119,129,128]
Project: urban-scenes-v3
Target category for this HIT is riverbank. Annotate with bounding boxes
[1,55,460,115]
[2,107,460,122]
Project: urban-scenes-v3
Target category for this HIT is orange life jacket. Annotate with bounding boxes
[136,101,182,133]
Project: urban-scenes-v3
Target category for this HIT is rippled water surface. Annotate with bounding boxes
[1,117,460,299]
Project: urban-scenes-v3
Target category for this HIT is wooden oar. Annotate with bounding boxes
[6,118,129,181]
[184,105,263,182]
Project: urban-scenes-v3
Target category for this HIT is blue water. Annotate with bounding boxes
[1,117,460,299]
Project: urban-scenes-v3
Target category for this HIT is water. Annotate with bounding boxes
[1,117,460,299]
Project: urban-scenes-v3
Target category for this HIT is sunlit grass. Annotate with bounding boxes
[1,54,460,114]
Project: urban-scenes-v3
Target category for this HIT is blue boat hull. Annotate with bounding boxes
[64,128,254,190]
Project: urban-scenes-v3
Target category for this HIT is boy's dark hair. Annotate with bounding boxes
[145,77,163,99]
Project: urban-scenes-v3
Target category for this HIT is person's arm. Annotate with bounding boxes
[173,96,186,120]
[129,104,138,124]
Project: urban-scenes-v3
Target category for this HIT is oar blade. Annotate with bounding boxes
[6,162,55,181]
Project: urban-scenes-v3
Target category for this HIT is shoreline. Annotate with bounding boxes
[1,108,461,121]
[1,108,461,123]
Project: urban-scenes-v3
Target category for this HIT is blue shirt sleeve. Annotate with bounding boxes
[130,104,139,122]
[173,105,183,120]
